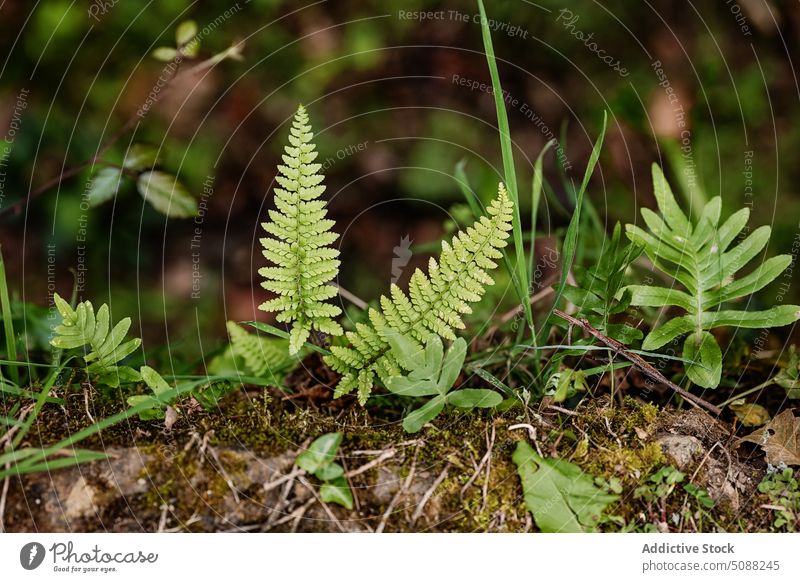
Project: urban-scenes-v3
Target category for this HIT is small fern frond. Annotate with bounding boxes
[50,293,143,387]
[258,105,343,355]
[226,321,295,378]
[625,164,800,388]
[324,185,513,404]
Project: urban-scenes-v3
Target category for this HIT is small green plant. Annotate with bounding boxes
[512,440,619,532]
[208,322,296,385]
[258,105,343,355]
[126,366,174,420]
[562,222,642,344]
[625,164,800,388]
[325,186,513,403]
[758,468,800,531]
[295,432,353,509]
[50,293,151,388]
[384,331,502,433]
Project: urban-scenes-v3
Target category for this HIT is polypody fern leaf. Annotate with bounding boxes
[324,185,513,404]
[625,164,800,388]
[50,292,143,387]
[259,105,343,355]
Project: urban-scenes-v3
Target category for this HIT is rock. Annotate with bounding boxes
[657,434,704,469]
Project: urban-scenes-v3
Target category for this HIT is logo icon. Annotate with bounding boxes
[20,542,46,570]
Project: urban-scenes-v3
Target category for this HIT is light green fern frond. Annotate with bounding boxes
[258,105,343,355]
[324,185,513,404]
[625,164,800,388]
[50,292,143,387]
[226,321,295,377]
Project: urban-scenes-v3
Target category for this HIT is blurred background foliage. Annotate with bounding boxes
[1,0,799,366]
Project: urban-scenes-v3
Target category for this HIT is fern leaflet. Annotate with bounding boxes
[324,185,513,404]
[259,104,343,355]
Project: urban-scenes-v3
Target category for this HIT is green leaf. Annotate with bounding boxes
[700,306,800,330]
[126,395,165,420]
[386,375,439,397]
[123,144,160,171]
[320,477,354,510]
[139,366,172,398]
[175,20,198,46]
[641,316,695,350]
[705,255,792,308]
[651,163,691,236]
[315,462,344,482]
[295,432,342,474]
[627,285,693,311]
[385,328,425,370]
[437,337,466,394]
[192,381,237,411]
[402,395,446,434]
[512,441,618,532]
[683,331,722,388]
[151,47,178,61]
[539,112,607,345]
[87,167,123,207]
[447,389,502,409]
[137,171,197,218]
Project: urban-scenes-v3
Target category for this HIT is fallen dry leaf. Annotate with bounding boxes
[729,400,771,427]
[738,409,800,466]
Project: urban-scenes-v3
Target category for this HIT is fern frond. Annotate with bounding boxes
[226,321,295,378]
[625,164,800,387]
[324,185,513,404]
[50,293,143,387]
[258,105,343,355]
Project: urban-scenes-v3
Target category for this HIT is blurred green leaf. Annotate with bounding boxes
[137,171,197,217]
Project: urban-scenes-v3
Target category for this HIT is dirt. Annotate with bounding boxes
[0,388,785,533]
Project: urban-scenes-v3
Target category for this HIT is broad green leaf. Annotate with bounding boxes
[712,225,771,285]
[137,171,197,218]
[651,163,691,236]
[192,381,237,411]
[385,327,425,371]
[320,477,354,510]
[512,441,618,532]
[87,167,123,207]
[700,305,800,330]
[411,334,444,381]
[90,317,131,361]
[437,337,466,394]
[403,395,446,433]
[123,144,160,171]
[295,432,341,474]
[642,316,695,350]
[704,254,791,308]
[561,285,603,311]
[175,20,198,46]
[690,196,721,247]
[715,207,750,253]
[126,395,165,420]
[315,462,344,482]
[605,323,643,345]
[141,366,171,398]
[151,47,178,61]
[385,375,439,397]
[447,388,502,409]
[627,285,693,311]
[683,331,721,388]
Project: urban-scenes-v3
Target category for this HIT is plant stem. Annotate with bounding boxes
[718,379,775,409]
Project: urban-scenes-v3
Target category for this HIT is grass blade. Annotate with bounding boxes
[454,159,483,219]
[0,245,19,385]
[476,0,532,336]
[537,112,607,346]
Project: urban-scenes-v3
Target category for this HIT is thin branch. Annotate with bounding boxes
[553,309,721,416]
